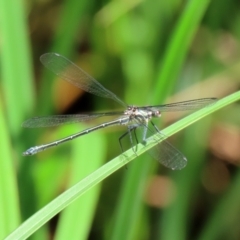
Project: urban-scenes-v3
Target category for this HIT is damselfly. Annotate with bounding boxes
[22,53,217,170]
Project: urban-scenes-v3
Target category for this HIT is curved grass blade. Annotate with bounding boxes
[5,91,240,240]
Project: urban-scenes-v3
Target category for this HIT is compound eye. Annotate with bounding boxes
[153,111,160,117]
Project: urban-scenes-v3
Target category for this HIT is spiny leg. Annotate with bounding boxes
[150,121,160,133]
[150,121,166,140]
[119,125,139,157]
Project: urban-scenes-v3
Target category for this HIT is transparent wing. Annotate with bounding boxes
[126,122,187,170]
[148,131,187,170]
[22,111,124,128]
[139,98,217,112]
[40,53,126,107]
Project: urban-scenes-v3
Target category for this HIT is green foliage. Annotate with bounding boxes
[1,0,240,239]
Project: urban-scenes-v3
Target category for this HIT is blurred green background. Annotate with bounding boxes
[1,0,240,239]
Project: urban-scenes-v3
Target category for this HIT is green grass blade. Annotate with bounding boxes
[153,0,212,102]
[0,99,20,239]
[0,0,34,134]
[160,119,214,240]
[55,126,107,240]
[108,0,217,235]
[5,91,239,240]
[109,155,152,240]
[198,171,240,240]
[5,148,134,240]
[158,92,240,239]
